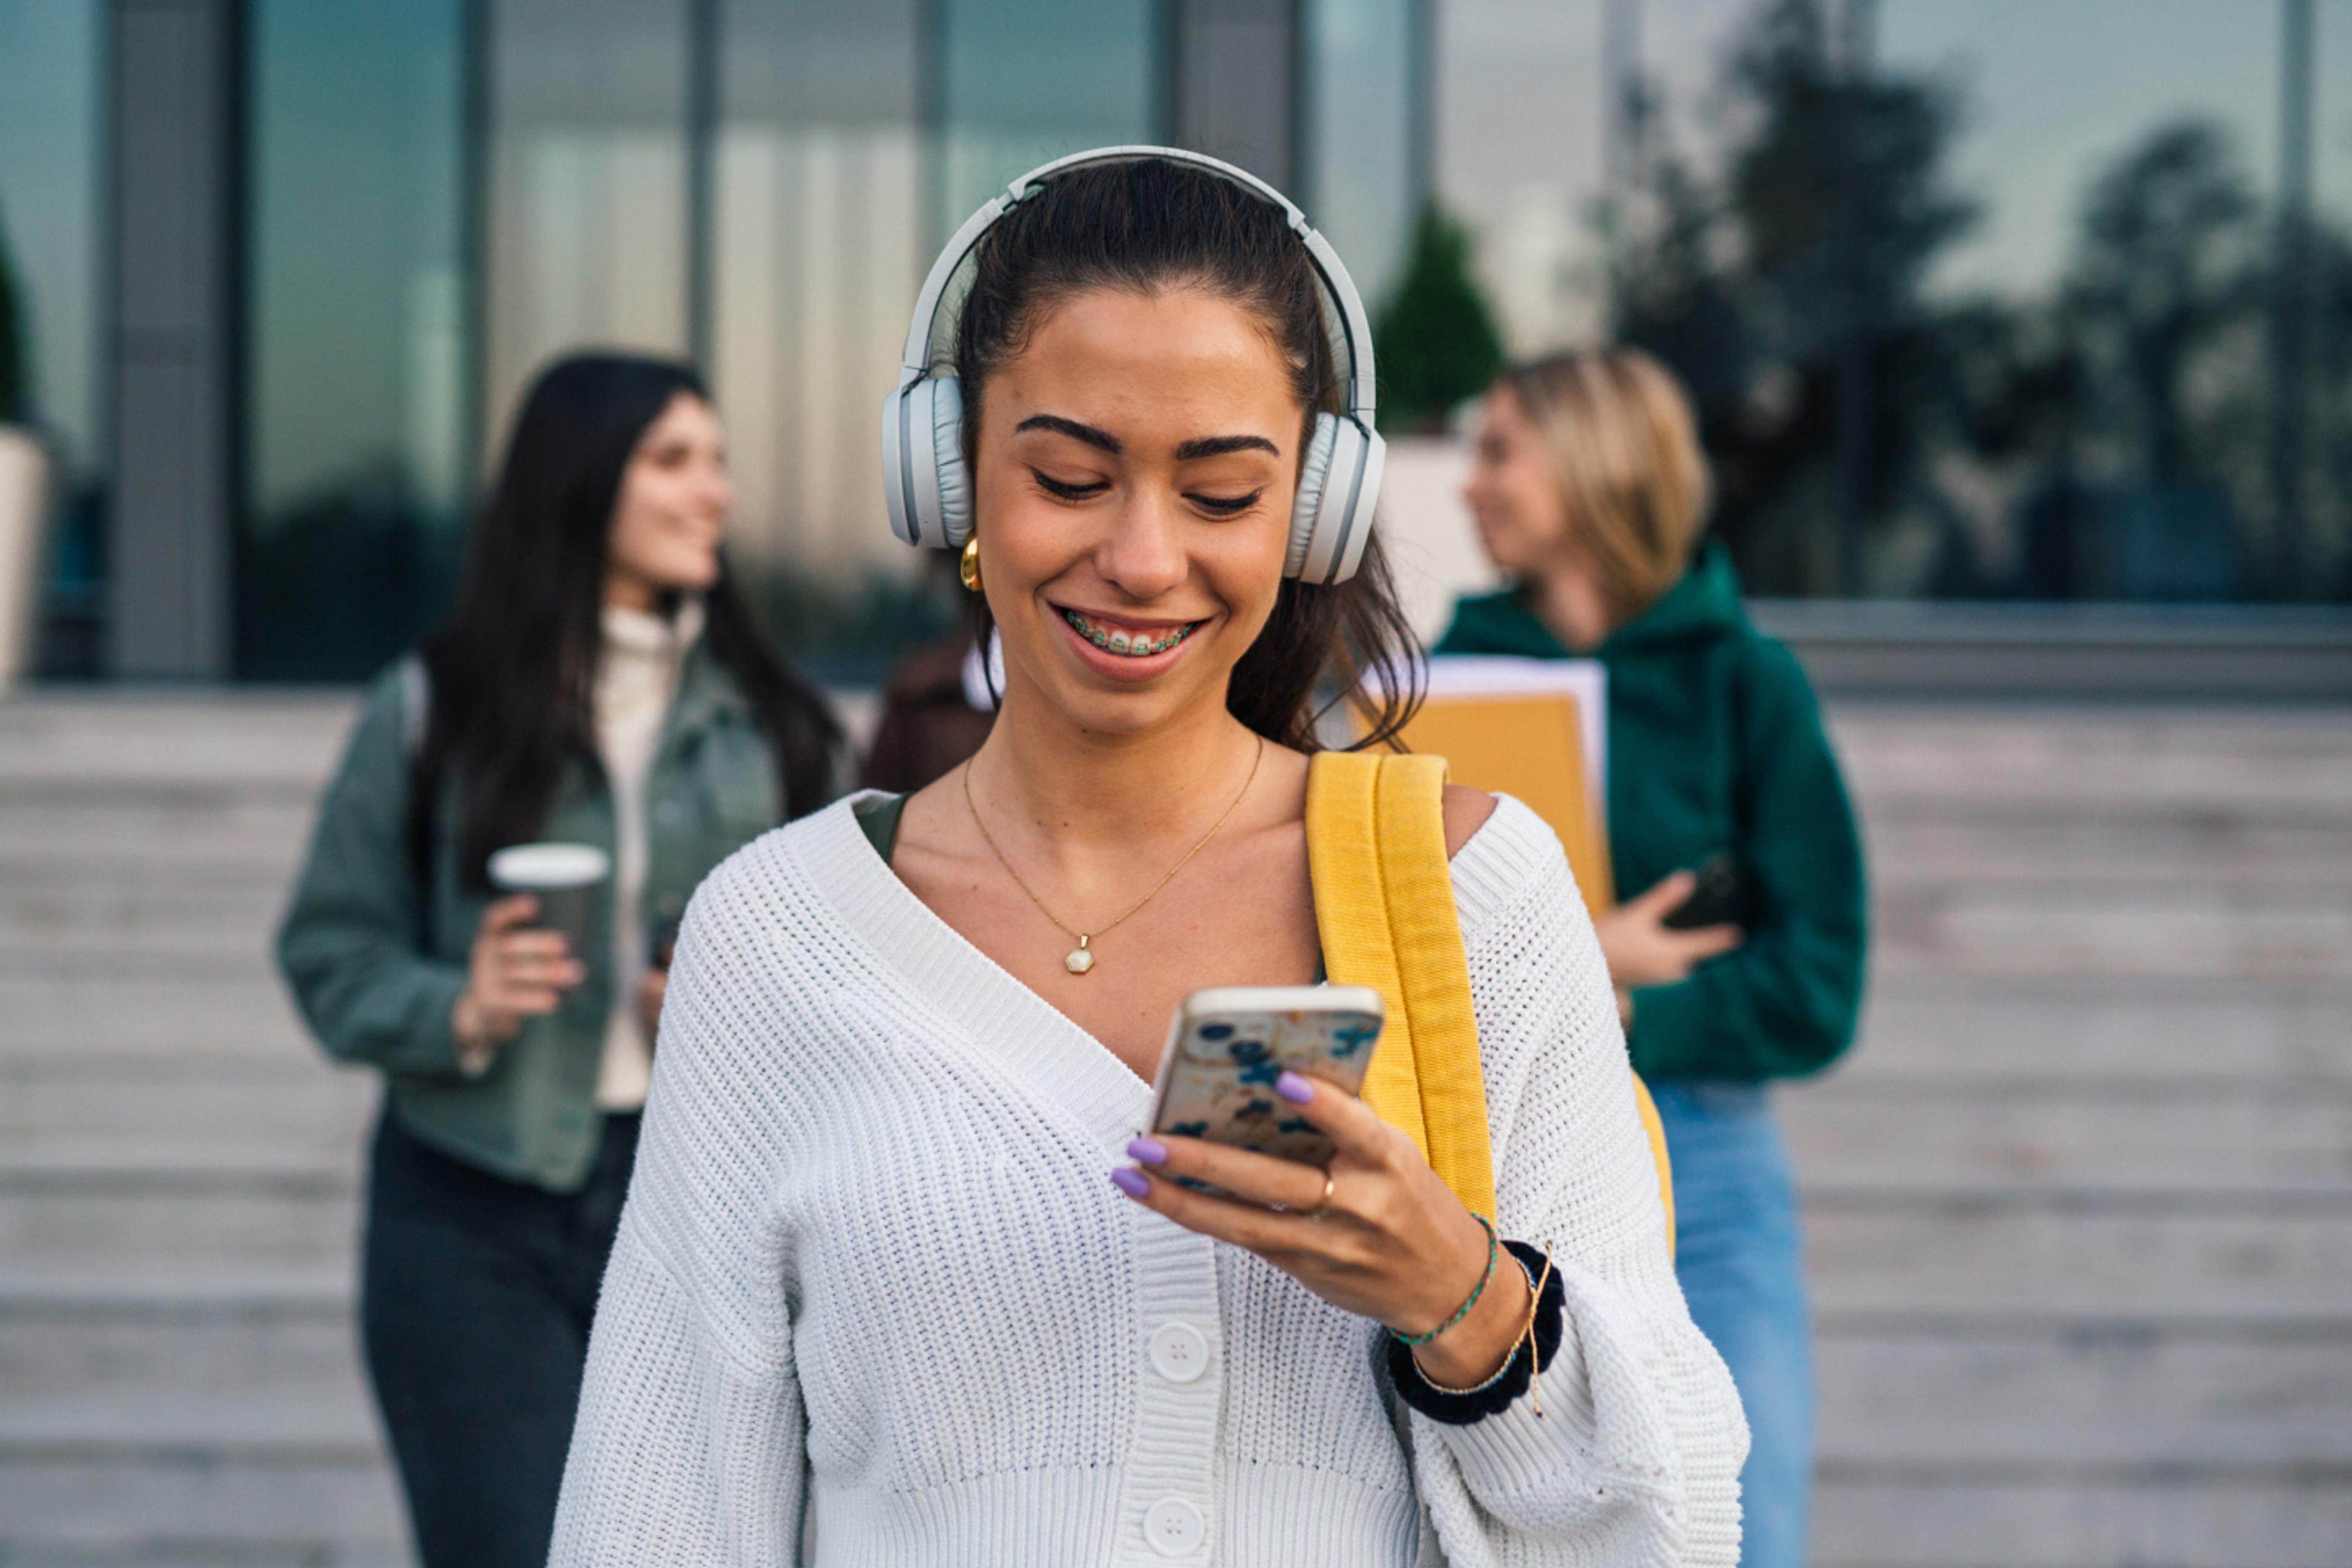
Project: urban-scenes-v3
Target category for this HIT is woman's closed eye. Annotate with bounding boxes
[1186,490,1262,518]
[1030,468,1109,502]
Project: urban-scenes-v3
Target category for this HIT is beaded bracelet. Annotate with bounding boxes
[1414,1243,1557,1414]
[1389,1214,1498,1347]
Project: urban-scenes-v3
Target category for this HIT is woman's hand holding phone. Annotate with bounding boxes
[1115,1071,1534,1391]
[1596,869,1743,990]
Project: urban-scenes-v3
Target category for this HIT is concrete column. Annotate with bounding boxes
[106,0,236,679]
[1170,0,1298,190]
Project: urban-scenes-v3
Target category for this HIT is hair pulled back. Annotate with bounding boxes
[952,156,1422,752]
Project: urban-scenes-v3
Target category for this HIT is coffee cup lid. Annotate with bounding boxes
[488,843,612,890]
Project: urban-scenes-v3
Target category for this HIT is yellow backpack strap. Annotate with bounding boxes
[1629,1072,1676,1257]
[1306,752,1496,1221]
[1310,751,1678,1256]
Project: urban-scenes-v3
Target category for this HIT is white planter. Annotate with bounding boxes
[0,425,53,692]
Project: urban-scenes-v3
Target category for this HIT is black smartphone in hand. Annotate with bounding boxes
[1664,851,1751,930]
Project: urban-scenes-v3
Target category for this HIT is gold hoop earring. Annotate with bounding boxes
[959,533,983,594]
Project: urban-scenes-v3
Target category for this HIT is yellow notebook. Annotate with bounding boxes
[1386,693,1615,917]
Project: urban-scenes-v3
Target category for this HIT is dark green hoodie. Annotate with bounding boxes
[1436,543,1867,1082]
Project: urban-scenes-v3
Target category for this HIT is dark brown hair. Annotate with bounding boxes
[952,156,1422,751]
[410,353,842,891]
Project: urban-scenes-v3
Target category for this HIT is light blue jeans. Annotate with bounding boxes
[1648,1083,1814,1568]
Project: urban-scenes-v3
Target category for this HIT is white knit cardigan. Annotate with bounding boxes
[551,793,1747,1566]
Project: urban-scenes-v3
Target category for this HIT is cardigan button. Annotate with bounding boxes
[1143,1497,1204,1556]
[1148,1322,1207,1384]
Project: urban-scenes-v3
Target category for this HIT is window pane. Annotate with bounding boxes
[712,0,934,680]
[486,0,692,442]
[0,0,106,673]
[243,0,467,677]
[1305,0,1421,314]
[937,0,1161,234]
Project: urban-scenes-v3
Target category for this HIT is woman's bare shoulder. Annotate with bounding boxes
[1441,783,1498,860]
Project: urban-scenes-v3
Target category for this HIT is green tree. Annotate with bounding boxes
[1605,0,1981,592]
[1372,206,1506,434]
[2062,122,2260,484]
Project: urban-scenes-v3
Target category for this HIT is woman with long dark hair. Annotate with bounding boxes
[277,353,840,1567]
[552,154,1744,1565]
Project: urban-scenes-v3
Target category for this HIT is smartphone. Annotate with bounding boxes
[1146,986,1385,1173]
[1663,851,1752,931]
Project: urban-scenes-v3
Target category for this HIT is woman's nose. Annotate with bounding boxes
[1096,494,1187,600]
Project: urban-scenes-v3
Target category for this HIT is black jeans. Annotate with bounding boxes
[360,1107,639,1568]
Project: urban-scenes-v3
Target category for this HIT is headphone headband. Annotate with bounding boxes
[894,145,1377,422]
[882,145,1386,586]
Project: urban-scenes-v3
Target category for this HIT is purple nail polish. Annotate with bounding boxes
[1276,1071,1316,1105]
[1110,1167,1152,1198]
[1126,1137,1169,1165]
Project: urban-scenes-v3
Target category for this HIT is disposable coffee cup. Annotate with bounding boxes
[486,843,611,960]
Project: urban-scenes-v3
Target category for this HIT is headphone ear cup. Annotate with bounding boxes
[1285,414,1341,579]
[1287,413,1382,584]
[926,375,973,547]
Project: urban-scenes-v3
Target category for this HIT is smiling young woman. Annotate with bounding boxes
[551,157,1747,1566]
[277,353,841,1567]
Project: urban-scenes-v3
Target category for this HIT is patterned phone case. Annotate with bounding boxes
[1147,990,1385,1172]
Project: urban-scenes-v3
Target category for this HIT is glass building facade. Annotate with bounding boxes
[0,1,2343,687]
[1446,0,2352,604]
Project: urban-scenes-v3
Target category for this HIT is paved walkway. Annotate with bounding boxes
[1,695,2346,1566]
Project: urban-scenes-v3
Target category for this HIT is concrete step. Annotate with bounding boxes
[0,1270,355,1402]
[1813,1469,2352,1568]
[1849,974,2352,1084]
[1860,804,2352,889]
[0,788,314,868]
[0,696,355,787]
[1827,707,2352,814]
[1814,1325,2352,1471]
[0,1145,361,1270]
[1806,1193,2352,1324]
[0,861,290,959]
[0,1389,404,1559]
[1868,878,2352,978]
[0,1051,374,1141]
[0,974,307,1055]
[1782,1077,2352,1198]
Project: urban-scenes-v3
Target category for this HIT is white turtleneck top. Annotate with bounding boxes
[590,599,702,1110]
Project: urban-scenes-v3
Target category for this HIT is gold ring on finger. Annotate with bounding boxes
[1304,1170,1336,1221]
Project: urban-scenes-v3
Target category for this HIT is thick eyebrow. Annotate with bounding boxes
[1174,434,1281,461]
[1014,413,1121,454]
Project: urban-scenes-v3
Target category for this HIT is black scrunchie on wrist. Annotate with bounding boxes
[1387,1240,1565,1425]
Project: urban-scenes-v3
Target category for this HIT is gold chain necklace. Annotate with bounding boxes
[962,734,1265,976]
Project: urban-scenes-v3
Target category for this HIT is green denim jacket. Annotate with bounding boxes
[276,644,796,1191]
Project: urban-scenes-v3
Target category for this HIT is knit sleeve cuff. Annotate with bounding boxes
[1389,1241,1565,1426]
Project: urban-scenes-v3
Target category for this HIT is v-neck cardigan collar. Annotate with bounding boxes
[785,786,1545,1147]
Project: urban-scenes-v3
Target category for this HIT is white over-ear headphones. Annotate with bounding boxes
[880,145,1385,586]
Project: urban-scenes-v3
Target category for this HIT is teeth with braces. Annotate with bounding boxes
[1063,610,1193,658]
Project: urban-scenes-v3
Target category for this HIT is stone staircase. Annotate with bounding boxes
[0,693,2347,1566]
[1798,707,2352,1568]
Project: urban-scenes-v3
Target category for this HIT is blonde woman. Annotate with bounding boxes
[1440,348,1866,1568]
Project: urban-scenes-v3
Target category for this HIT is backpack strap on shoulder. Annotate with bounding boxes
[1306,750,1497,1221]
[1308,750,1678,1256]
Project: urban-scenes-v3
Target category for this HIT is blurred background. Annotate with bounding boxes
[0,1,2347,1564]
